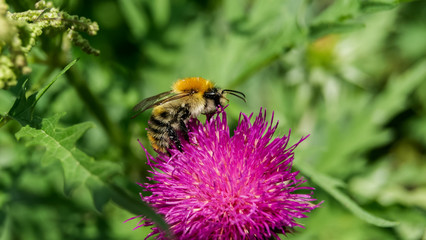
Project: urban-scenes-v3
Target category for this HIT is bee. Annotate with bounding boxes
[132,77,245,153]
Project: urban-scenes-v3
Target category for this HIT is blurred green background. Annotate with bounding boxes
[1,0,426,239]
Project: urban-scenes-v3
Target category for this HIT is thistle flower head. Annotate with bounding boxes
[130,109,320,239]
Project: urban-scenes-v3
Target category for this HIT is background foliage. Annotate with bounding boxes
[1,0,425,239]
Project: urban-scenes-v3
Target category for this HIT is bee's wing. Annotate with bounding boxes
[132,91,173,112]
[131,91,190,118]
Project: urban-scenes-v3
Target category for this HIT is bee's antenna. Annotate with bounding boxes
[223,89,246,102]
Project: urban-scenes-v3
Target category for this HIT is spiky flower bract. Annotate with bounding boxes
[130,109,320,239]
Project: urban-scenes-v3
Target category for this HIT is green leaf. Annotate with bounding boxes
[313,0,360,24]
[299,164,399,227]
[310,22,365,40]
[35,58,79,105]
[6,59,78,127]
[16,113,97,193]
[7,79,38,127]
[15,114,169,233]
[360,1,399,14]
[370,59,426,125]
[0,89,15,115]
[309,0,401,40]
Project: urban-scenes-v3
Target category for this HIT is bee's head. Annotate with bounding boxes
[203,88,246,114]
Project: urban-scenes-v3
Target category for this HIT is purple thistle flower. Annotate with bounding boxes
[129,109,320,239]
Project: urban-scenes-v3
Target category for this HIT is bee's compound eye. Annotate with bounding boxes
[204,89,218,99]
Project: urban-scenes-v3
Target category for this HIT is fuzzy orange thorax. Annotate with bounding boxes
[172,77,214,94]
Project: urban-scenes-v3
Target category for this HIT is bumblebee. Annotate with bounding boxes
[132,77,245,153]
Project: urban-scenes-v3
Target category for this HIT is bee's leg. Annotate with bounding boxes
[180,108,191,142]
[179,119,189,142]
[167,124,183,152]
[205,113,214,121]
